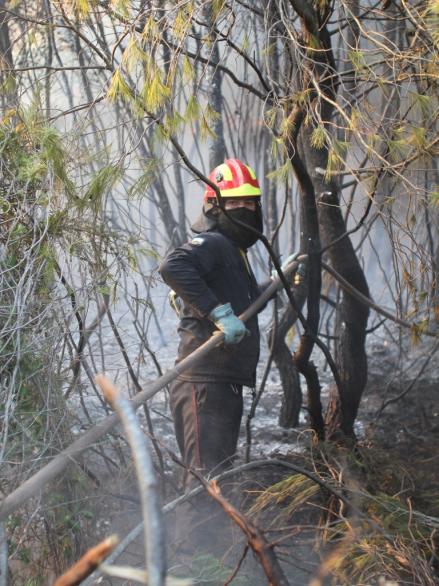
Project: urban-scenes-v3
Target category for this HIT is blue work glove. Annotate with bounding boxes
[209,302,249,345]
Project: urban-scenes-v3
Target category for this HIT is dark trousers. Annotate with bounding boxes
[170,379,243,488]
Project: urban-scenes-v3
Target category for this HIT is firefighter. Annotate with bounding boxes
[160,158,272,487]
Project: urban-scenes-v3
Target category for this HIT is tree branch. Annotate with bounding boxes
[203,479,290,586]
[97,375,166,586]
[53,535,118,586]
[322,261,439,338]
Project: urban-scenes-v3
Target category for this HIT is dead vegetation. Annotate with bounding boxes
[3,359,439,585]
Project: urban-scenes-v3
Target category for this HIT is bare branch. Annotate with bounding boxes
[53,535,118,586]
[202,479,290,586]
[322,261,439,338]
[96,375,166,586]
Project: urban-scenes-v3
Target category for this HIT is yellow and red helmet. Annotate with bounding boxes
[204,158,261,202]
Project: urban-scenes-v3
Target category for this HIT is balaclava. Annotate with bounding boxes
[216,204,263,250]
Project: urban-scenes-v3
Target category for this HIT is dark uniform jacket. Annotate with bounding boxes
[159,231,265,387]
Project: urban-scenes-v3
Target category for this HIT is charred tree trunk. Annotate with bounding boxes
[278,0,369,438]
[291,166,324,438]
[268,166,307,427]
[267,1,331,437]
[264,128,304,427]
[204,6,226,167]
[264,6,304,427]
[269,300,304,428]
[285,108,325,438]
[301,128,370,438]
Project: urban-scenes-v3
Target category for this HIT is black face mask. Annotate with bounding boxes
[217,207,263,249]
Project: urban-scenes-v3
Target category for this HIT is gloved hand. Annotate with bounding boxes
[294,260,306,285]
[272,252,306,285]
[271,251,300,279]
[281,252,301,271]
[209,302,249,345]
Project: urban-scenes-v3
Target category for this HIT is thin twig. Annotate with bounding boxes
[104,306,166,485]
[376,338,439,417]
[224,544,249,586]
[245,335,276,462]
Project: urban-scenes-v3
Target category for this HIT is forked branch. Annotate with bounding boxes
[194,476,291,586]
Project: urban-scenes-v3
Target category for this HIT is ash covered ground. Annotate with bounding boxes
[69,278,439,585]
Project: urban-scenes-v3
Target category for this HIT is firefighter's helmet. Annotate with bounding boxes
[204,158,261,201]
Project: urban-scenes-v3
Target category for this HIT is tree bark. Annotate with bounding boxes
[301,134,370,437]
[284,1,369,438]
[204,5,226,167]
[0,0,16,110]
[286,125,325,438]
[269,303,303,427]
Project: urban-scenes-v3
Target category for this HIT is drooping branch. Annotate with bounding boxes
[322,262,439,338]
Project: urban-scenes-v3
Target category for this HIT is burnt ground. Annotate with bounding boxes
[72,338,439,585]
[360,378,439,526]
[10,336,439,585]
